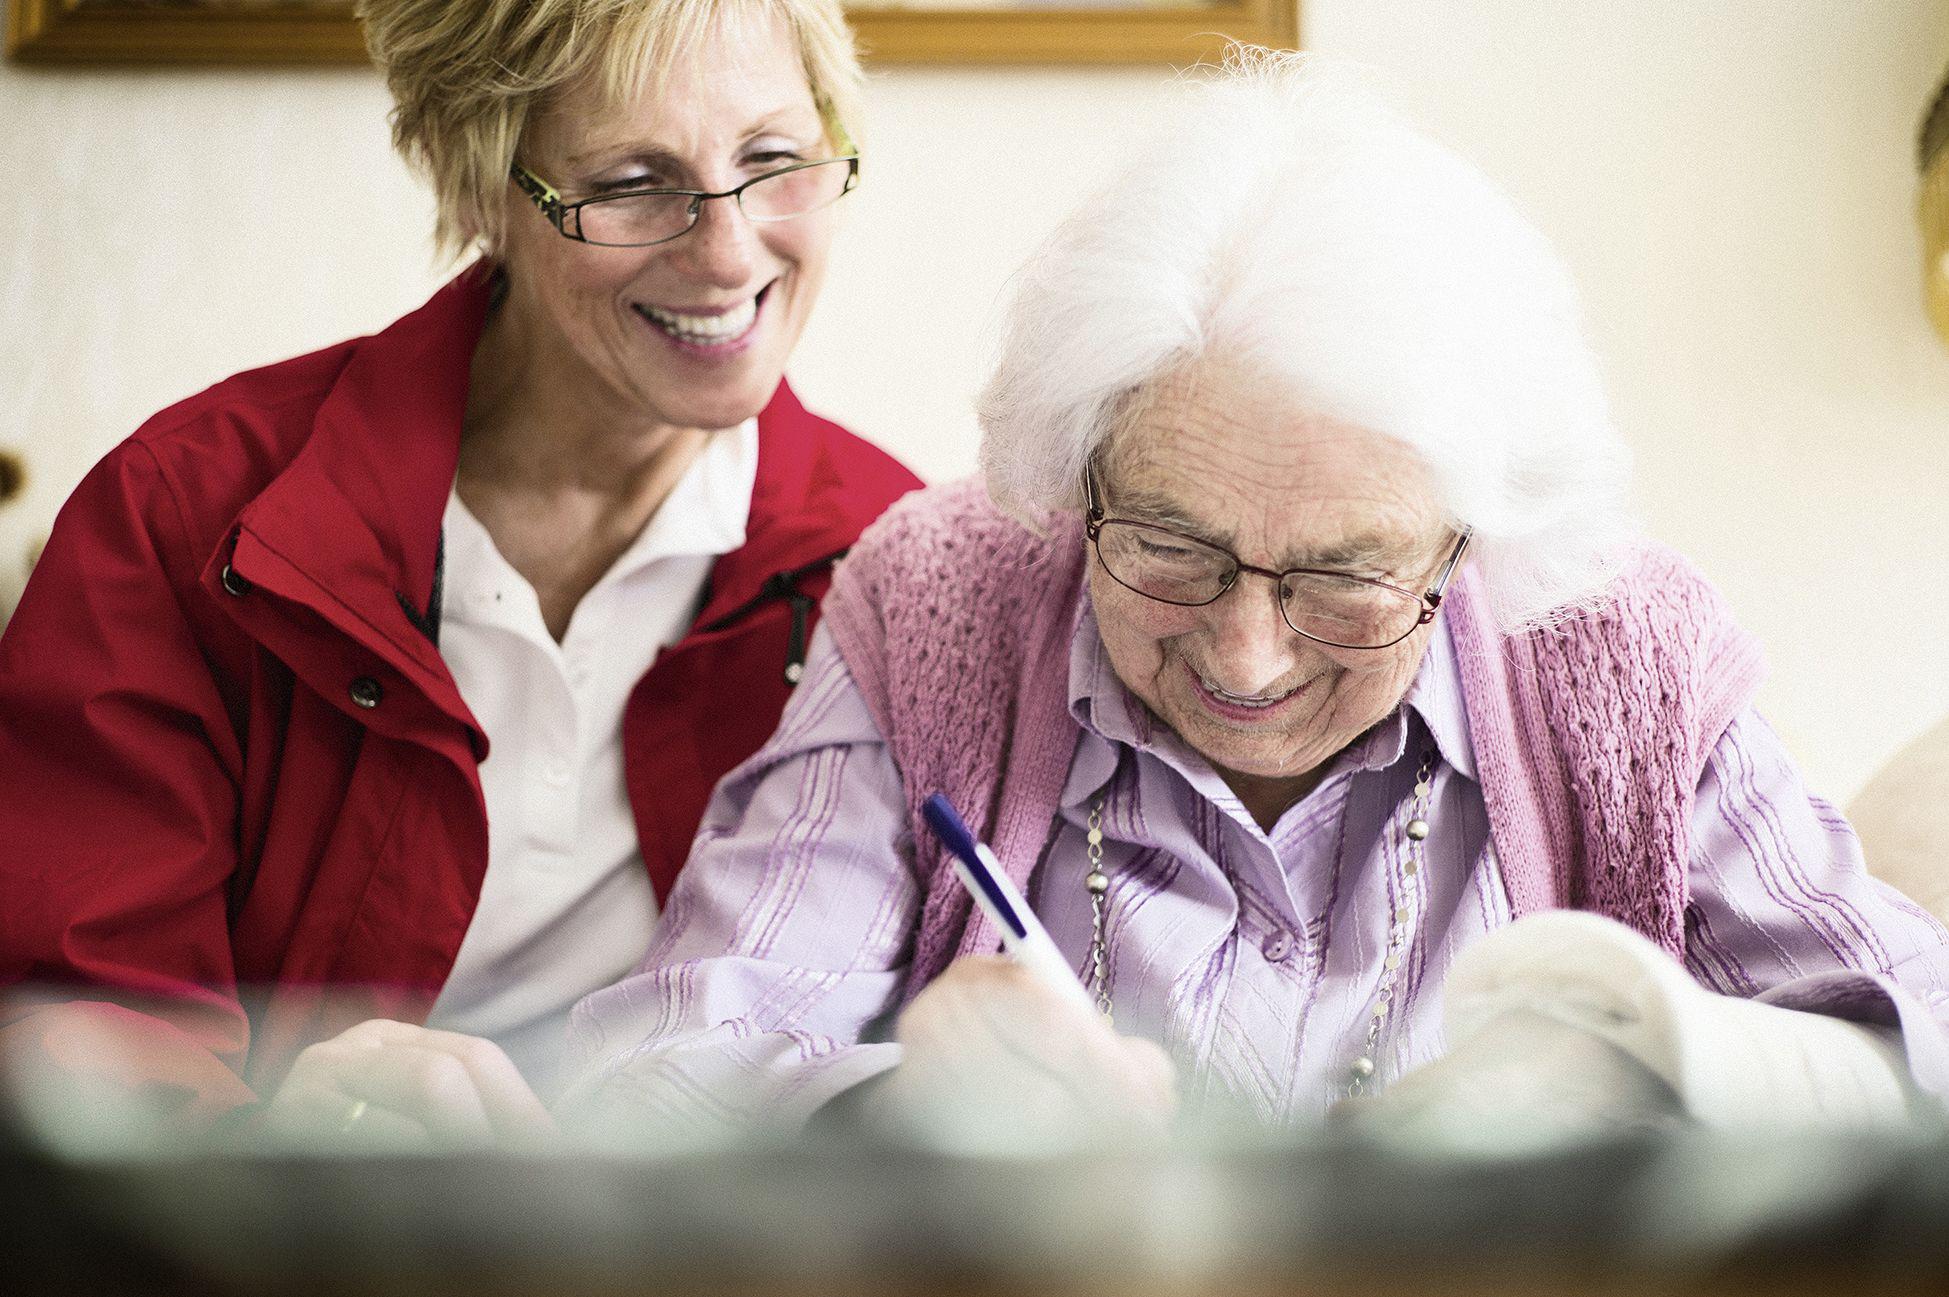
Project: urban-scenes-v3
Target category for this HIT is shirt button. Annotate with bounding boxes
[1262,931,1294,963]
[348,677,384,710]
[543,758,572,787]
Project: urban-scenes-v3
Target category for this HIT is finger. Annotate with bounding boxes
[970,986,1158,1116]
[263,1074,433,1153]
[399,1028,556,1141]
[897,957,1169,1126]
[1115,1037,1180,1117]
[975,962,1116,1053]
[338,1021,556,1142]
[270,1027,498,1151]
[908,959,1127,1092]
[264,1037,376,1133]
[328,1097,434,1153]
[335,1017,416,1047]
[340,1044,498,1150]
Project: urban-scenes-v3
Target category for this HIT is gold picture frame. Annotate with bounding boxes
[6,1,1298,65]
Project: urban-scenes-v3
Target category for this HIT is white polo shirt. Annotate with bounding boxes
[424,421,759,1097]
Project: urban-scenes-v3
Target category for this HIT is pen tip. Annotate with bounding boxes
[921,793,976,858]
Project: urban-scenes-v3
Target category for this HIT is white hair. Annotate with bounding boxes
[977,48,1634,634]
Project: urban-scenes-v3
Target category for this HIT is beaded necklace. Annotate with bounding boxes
[1081,750,1436,1098]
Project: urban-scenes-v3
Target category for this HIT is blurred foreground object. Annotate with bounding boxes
[1337,913,1913,1158]
[1853,715,1949,923]
[1922,65,1949,347]
[6,1128,1949,1296]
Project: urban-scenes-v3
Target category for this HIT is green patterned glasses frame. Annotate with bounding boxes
[511,155,860,248]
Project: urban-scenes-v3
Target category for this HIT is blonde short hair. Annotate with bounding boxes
[359,0,863,259]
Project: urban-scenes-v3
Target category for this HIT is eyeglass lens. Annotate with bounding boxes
[1092,522,1424,649]
[575,159,853,248]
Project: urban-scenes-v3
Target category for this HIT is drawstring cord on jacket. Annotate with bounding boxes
[696,548,848,685]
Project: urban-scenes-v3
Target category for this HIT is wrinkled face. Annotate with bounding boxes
[500,13,837,431]
[1088,354,1459,809]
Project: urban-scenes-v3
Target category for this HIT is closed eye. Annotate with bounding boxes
[1136,535,1218,565]
[590,175,678,195]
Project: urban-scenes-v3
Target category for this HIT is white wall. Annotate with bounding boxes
[3,0,1946,803]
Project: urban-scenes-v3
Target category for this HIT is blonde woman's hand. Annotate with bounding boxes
[264,1018,557,1152]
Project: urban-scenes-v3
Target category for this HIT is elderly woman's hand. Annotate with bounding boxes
[1333,1008,1684,1156]
[263,1019,556,1152]
[876,956,1178,1151]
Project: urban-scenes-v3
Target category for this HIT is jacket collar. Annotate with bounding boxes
[218,266,492,729]
[222,262,868,708]
[240,263,489,616]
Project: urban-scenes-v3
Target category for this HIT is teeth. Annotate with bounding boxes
[1201,675,1292,708]
[640,298,757,342]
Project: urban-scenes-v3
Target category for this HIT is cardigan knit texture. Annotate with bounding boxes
[819,480,1767,997]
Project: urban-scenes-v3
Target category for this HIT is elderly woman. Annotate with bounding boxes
[0,0,917,1145]
[562,53,1949,1146]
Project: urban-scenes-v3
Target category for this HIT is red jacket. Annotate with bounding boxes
[0,266,919,1124]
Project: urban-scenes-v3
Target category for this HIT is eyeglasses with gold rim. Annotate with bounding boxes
[510,155,860,248]
[1083,465,1473,651]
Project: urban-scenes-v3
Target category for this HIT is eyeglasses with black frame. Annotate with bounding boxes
[510,155,860,248]
[1083,465,1473,650]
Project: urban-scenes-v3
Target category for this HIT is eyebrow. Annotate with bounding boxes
[563,110,826,174]
[563,144,682,175]
[1296,536,1407,570]
[1104,481,1417,572]
[1104,483,1216,539]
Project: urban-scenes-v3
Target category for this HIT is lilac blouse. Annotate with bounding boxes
[563,601,1949,1130]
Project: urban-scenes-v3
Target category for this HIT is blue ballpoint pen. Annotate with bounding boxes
[920,792,1099,1016]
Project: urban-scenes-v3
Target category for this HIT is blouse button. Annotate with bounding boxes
[1262,931,1295,963]
[349,676,384,710]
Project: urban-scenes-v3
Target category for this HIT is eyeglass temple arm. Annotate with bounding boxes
[1424,528,1474,608]
[511,166,565,218]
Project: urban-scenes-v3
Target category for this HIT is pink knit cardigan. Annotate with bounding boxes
[820,481,1766,997]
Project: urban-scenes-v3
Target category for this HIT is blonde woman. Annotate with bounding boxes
[0,0,916,1146]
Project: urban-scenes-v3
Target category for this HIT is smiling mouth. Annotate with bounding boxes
[1194,669,1310,711]
[634,286,768,347]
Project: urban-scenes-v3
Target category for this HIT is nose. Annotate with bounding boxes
[1201,572,1300,696]
[673,193,758,288]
